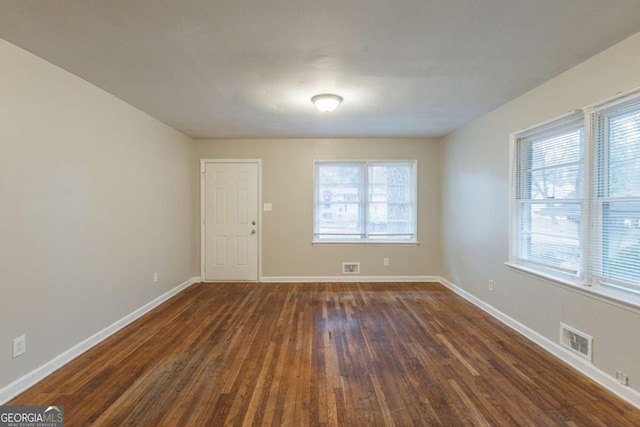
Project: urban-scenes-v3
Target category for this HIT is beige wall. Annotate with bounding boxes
[196,138,442,278]
[441,31,640,394]
[0,40,196,390]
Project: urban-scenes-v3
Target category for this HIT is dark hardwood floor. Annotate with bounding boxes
[9,282,640,426]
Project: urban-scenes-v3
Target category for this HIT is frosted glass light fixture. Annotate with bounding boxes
[311,94,343,112]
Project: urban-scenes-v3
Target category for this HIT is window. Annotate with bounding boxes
[314,161,417,242]
[511,113,585,276]
[587,97,640,293]
[510,91,640,301]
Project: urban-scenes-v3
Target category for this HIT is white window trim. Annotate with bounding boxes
[311,241,420,246]
[585,92,640,295]
[508,110,585,277]
[508,87,640,311]
[312,160,419,244]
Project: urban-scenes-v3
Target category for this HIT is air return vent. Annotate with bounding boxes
[560,323,593,361]
[342,262,360,275]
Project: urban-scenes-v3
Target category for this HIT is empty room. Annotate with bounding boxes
[2,1,640,425]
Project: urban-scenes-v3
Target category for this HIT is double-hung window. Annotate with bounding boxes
[510,90,640,301]
[314,161,417,242]
[511,113,585,277]
[587,97,640,292]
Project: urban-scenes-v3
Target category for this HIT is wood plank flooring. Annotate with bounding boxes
[9,282,640,426]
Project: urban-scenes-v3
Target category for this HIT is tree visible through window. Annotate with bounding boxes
[513,115,584,274]
[589,100,640,291]
[511,92,640,299]
[314,161,417,242]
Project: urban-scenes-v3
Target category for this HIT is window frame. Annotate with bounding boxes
[510,112,585,281]
[508,89,640,309]
[313,160,418,244]
[586,96,640,295]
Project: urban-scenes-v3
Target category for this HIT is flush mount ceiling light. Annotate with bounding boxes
[311,94,343,112]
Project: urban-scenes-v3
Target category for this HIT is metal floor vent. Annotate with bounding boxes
[560,323,593,361]
[342,262,360,274]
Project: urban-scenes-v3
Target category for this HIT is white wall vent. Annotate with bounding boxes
[560,323,593,361]
[342,262,360,274]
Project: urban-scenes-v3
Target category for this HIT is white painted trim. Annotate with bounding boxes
[311,241,420,246]
[200,159,262,282]
[438,277,640,410]
[312,160,418,244]
[260,276,440,283]
[5,274,637,411]
[0,276,200,405]
[200,161,206,280]
[507,133,516,265]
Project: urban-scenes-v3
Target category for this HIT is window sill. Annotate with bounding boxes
[504,261,640,315]
[312,240,420,246]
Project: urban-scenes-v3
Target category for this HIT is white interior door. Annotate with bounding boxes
[202,161,259,281]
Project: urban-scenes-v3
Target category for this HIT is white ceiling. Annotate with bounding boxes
[2,1,640,139]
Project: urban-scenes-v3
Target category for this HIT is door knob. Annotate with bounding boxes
[251,229,257,235]
[252,220,256,225]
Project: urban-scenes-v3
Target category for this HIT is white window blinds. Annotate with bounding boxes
[512,113,585,276]
[587,97,640,292]
[511,91,640,302]
[314,161,417,242]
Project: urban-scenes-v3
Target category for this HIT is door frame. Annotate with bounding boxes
[200,159,262,282]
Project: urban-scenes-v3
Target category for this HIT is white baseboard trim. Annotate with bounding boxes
[5,275,637,410]
[260,275,441,283]
[438,277,640,410]
[0,276,200,405]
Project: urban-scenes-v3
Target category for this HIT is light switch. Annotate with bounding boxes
[263,203,272,212]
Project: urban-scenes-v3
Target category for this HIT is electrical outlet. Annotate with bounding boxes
[13,335,26,358]
[153,272,158,282]
[383,258,390,267]
[488,279,494,291]
[616,371,629,386]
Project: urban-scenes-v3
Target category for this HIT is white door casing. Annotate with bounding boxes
[201,160,260,281]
